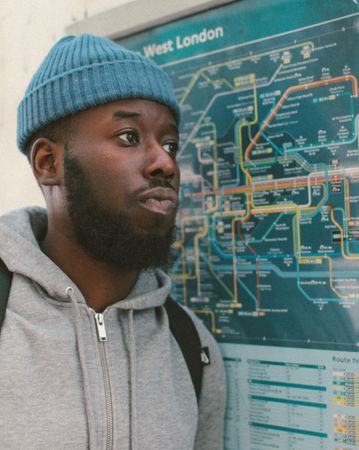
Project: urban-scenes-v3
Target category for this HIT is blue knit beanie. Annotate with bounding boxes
[17,34,180,153]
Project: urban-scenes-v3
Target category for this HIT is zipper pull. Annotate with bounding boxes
[94,312,107,342]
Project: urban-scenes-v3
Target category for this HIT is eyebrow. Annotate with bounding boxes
[113,109,179,135]
[113,110,141,120]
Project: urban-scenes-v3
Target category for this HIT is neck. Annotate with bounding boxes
[41,221,139,312]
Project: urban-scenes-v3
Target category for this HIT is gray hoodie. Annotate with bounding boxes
[0,208,226,450]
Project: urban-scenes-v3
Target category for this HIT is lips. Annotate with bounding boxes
[137,187,178,215]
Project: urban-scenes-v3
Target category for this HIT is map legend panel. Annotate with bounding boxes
[221,344,359,449]
[248,359,327,449]
[334,414,359,447]
[333,371,359,407]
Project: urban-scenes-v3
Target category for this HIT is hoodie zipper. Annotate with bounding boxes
[95,313,108,342]
[93,311,113,450]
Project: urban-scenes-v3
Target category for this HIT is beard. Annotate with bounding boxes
[63,147,176,271]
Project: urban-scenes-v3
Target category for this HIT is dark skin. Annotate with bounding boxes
[30,99,180,311]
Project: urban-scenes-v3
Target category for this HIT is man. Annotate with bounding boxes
[0,34,226,449]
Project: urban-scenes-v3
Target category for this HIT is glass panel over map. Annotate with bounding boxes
[119,1,359,448]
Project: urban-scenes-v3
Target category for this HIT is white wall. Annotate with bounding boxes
[0,0,134,214]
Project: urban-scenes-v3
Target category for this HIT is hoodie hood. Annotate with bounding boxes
[0,206,172,307]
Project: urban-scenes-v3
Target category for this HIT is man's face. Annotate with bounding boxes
[62,99,180,270]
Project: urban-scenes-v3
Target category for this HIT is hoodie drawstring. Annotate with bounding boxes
[128,309,138,450]
[66,286,97,450]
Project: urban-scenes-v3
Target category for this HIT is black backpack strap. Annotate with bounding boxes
[165,296,207,400]
[0,258,12,332]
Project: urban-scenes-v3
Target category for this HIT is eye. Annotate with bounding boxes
[163,141,179,158]
[116,130,139,145]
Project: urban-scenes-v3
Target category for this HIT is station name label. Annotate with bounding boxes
[143,27,224,57]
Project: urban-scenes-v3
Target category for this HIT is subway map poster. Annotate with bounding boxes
[118,1,359,448]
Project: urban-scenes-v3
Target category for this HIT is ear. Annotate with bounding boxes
[30,138,64,186]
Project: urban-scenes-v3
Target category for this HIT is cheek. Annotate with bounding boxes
[86,157,141,208]
[92,175,130,206]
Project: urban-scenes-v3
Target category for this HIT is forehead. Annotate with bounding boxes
[72,98,178,131]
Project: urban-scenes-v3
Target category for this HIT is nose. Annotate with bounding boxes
[143,140,178,182]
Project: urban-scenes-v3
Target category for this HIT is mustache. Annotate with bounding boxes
[138,178,177,193]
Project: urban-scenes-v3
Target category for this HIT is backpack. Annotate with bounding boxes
[0,258,208,400]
